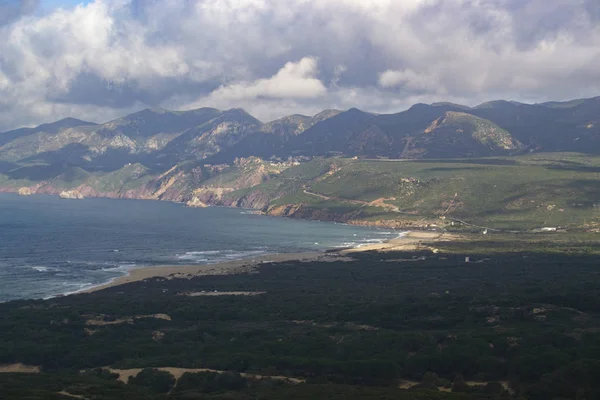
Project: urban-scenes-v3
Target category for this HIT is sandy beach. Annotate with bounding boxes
[80,231,457,294]
[341,230,458,253]
[80,251,348,294]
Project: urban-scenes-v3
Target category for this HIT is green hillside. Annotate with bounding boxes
[1,153,598,231]
[256,153,600,230]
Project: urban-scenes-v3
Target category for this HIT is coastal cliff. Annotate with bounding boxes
[2,153,599,231]
[185,197,208,208]
[17,187,32,196]
[59,190,84,199]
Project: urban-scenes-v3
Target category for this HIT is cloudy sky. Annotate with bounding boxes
[0,0,599,131]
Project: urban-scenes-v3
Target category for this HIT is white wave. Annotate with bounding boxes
[101,263,137,272]
[223,250,266,259]
[32,266,49,272]
[334,242,357,248]
[178,250,222,257]
[79,283,93,288]
[177,254,209,262]
[69,260,121,267]
[55,280,114,298]
[177,249,268,264]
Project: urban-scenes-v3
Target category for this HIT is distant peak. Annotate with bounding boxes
[474,100,520,109]
[431,102,471,110]
[36,117,96,131]
[407,103,431,111]
[138,107,169,115]
[312,109,341,118]
[224,108,258,118]
[267,114,310,123]
[183,107,222,114]
[56,117,86,123]
[227,107,249,113]
[345,107,372,116]
[216,108,261,124]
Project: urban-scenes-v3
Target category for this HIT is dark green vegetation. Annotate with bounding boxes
[1,235,600,399]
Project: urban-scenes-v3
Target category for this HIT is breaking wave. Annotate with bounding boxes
[176,249,269,264]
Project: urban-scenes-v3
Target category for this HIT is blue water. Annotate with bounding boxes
[0,193,402,301]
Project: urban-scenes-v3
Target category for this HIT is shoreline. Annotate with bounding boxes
[1,191,428,230]
[77,231,456,295]
[77,251,344,294]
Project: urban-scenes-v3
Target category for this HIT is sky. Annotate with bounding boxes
[0,0,599,131]
[40,0,91,9]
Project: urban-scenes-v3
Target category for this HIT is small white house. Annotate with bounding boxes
[541,227,557,232]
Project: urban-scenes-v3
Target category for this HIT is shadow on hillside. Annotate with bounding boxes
[562,180,600,207]
[6,163,92,182]
[423,166,485,172]
[412,158,518,166]
[548,165,600,173]
[22,143,90,166]
[21,145,159,174]
[0,161,19,173]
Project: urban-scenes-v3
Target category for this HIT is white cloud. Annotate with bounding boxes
[378,69,443,94]
[0,0,599,130]
[209,57,326,100]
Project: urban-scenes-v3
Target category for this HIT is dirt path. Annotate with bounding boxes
[303,187,412,215]
[182,291,265,296]
[107,367,305,384]
[303,187,371,207]
[57,391,86,399]
[368,197,401,213]
[399,379,511,393]
[0,363,40,373]
[303,188,332,200]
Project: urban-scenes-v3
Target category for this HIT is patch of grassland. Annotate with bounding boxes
[264,153,599,230]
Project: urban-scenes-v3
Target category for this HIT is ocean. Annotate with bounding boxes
[0,193,402,302]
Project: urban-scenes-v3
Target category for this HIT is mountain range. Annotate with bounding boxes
[1,97,599,230]
[1,96,599,169]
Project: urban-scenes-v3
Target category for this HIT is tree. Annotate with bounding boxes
[128,368,175,394]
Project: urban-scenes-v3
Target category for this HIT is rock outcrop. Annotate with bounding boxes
[185,197,208,208]
[59,190,84,200]
[18,187,33,196]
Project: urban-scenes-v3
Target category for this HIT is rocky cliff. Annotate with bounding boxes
[59,190,84,199]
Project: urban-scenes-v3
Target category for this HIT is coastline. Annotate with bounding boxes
[340,230,457,253]
[2,191,431,230]
[77,231,456,295]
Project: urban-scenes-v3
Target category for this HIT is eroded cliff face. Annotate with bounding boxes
[0,156,427,229]
[185,197,208,208]
[3,177,414,229]
[59,190,84,199]
[264,203,438,229]
[0,157,287,209]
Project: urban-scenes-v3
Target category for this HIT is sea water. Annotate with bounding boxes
[0,193,403,301]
